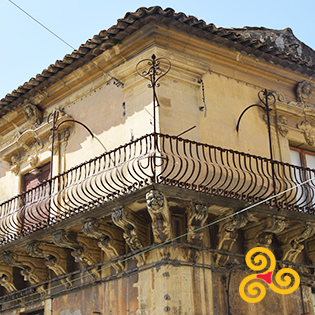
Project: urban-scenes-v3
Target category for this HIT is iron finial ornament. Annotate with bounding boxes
[136,55,171,183]
[136,54,171,134]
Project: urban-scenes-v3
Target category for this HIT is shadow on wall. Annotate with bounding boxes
[63,81,126,155]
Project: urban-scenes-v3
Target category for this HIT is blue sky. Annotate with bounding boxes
[1,0,314,99]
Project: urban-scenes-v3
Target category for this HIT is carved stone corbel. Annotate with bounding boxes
[53,230,100,280]
[10,155,20,176]
[111,207,145,266]
[146,190,173,259]
[277,115,289,137]
[27,241,72,288]
[23,104,43,127]
[297,121,315,146]
[82,218,124,272]
[244,216,288,251]
[186,203,209,262]
[279,224,315,266]
[0,263,17,293]
[2,252,47,295]
[215,212,248,266]
[296,81,314,105]
[146,190,172,244]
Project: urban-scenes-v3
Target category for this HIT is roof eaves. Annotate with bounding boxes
[1,6,314,117]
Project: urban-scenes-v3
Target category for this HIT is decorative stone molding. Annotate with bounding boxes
[279,224,315,266]
[27,241,72,288]
[244,216,288,251]
[297,121,315,146]
[82,218,124,272]
[2,252,47,295]
[277,115,289,137]
[296,80,314,104]
[0,110,73,171]
[0,263,17,293]
[28,154,39,168]
[146,190,173,259]
[10,155,20,176]
[49,134,59,155]
[146,190,172,244]
[111,207,145,266]
[53,230,100,280]
[272,90,286,102]
[215,212,248,266]
[23,104,43,127]
[186,203,208,261]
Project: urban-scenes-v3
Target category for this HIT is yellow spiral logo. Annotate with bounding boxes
[239,247,300,303]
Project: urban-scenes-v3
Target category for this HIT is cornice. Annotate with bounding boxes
[1,6,314,120]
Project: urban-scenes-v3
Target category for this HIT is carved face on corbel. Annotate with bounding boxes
[23,104,43,127]
[297,121,315,146]
[296,81,314,103]
[28,155,39,168]
[146,190,164,211]
[10,155,20,176]
[277,115,289,137]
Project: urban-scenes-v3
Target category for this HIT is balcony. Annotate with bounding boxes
[1,132,315,247]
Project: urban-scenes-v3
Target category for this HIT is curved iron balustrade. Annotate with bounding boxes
[1,133,315,246]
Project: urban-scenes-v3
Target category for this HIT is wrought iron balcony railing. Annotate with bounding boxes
[1,133,315,246]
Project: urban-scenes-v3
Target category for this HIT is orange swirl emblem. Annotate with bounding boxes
[239,247,300,303]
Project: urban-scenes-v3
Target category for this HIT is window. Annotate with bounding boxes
[290,147,315,209]
[22,163,51,233]
[23,162,51,192]
[290,147,315,170]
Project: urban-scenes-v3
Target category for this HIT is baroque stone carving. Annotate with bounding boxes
[0,109,73,172]
[2,252,47,295]
[186,203,209,261]
[244,216,288,251]
[23,104,43,127]
[0,263,17,293]
[296,81,314,104]
[272,90,286,102]
[27,241,72,288]
[146,190,172,244]
[279,224,315,266]
[28,154,39,168]
[112,207,145,266]
[277,115,289,137]
[82,218,124,272]
[297,121,315,146]
[146,190,173,259]
[49,134,59,155]
[53,230,100,280]
[10,155,20,176]
[215,213,248,266]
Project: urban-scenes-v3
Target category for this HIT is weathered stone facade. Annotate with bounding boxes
[0,6,315,315]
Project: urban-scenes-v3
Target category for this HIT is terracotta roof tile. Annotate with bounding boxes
[1,6,314,117]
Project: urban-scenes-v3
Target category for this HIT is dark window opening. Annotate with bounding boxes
[21,162,51,234]
[23,162,51,192]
